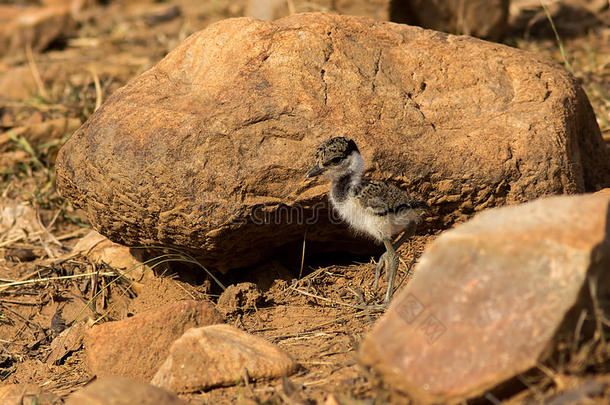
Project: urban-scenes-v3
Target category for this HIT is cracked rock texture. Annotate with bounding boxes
[360,193,610,404]
[56,13,610,271]
[151,324,297,392]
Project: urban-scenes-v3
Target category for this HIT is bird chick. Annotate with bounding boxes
[307,137,425,304]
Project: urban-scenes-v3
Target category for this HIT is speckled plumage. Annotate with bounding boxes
[307,137,426,303]
[354,178,425,217]
[331,176,424,242]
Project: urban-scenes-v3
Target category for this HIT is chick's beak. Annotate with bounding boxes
[306,164,324,178]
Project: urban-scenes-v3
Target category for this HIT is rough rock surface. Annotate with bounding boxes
[46,321,86,365]
[216,282,264,315]
[85,300,223,381]
[360,193,610,404]
[56,13,610,271]
[151,324,298,392]
[73,230,152,280]
[65,377,188,405]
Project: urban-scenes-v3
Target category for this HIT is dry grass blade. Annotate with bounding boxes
[539,0,573,73]
[299,228,307,280]
[56,228,90,241]
[89,67,103,111]
[130,245,226,290]
[25,43,50,101]
[0,272,115,292]
[67,251,220,329]
[0,235,26,248]
[286,0,296,14]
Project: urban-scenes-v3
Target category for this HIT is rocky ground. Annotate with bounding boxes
[0,0,609,404]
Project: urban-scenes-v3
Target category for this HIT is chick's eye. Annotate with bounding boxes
[329,156,342,164]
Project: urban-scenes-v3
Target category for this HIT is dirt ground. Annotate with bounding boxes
[1,1,609,404]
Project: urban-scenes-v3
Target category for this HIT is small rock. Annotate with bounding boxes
[0,202,41,242]
[5,248,36,262]
[0,200,61,257]
[65,376,188,405]
[216,282,263,316]
[151,324,298,392]
[0,384,60,405]
[73,230,152,280]
[360,193,610,404]
[85,300,223,381]
[46,321,85,365]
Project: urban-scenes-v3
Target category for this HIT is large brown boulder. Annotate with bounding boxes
[56,13,610,271]
[360,193,610,404]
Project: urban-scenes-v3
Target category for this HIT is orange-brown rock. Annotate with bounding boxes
[360,193,610,404]
[65,377,188,405]
[216,282,264,315]
[56,13,610,271]
[85,300,223,381]
[151,324,297,392]
[72,230,153,280]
